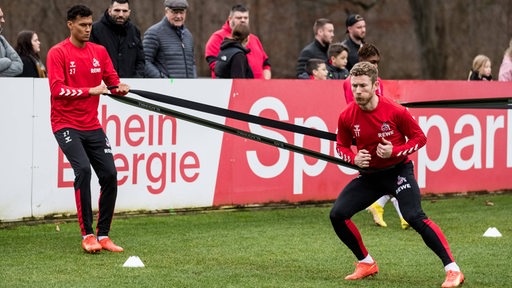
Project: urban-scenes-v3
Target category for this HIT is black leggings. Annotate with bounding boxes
[329,161,455,266]
[54,128,117,237]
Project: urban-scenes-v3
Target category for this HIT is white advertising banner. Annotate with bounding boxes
[1,78,34,220]
[2,78,232,221]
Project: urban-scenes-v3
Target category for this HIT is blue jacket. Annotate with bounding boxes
[0,35,23,76]
[143,17,196,78]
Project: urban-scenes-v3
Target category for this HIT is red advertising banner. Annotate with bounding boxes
[214,80,512,206]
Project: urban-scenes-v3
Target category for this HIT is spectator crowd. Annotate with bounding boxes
[2,1,511,81]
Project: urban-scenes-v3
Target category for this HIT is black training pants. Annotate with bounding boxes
[329,161,455,266]
[54,128,118,237]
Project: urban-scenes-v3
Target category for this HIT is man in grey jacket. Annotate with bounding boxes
[0,7,23,77]
[143,0,196,78]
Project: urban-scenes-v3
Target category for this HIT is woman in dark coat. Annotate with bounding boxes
[15,30,46,78]
[214,23,254,78]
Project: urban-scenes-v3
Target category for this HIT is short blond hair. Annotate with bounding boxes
[350,61,378,83]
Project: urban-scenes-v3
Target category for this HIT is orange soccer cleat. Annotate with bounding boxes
[441,270,465,288]
[344,261,379,280]
[82,234,102,253]
[99,237,124,252]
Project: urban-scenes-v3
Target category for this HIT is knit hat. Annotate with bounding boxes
[164,0,188,9]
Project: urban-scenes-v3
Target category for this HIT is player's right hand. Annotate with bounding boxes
[355,149,371,168]
[113,83,130,96]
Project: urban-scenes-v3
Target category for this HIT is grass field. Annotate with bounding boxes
[1,193,511,288]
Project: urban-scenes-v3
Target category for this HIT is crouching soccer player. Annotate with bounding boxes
[330,61,464,287]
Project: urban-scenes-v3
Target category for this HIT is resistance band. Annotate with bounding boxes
[106,93,363,171]
[106,88,511,173]
[124,89,337,141]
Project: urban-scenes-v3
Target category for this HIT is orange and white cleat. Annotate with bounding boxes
[82,234,102,253]
[344,261,379,280]
[441,270,464,287]
[99,237,124,252]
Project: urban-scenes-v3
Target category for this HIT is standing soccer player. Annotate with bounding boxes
[47,4,129,253]
[330,62,464,287]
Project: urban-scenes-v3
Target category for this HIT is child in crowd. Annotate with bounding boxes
[306,58,328,80]
[499,38,512,81]
[326,42,349,79]
[468,54,492,81]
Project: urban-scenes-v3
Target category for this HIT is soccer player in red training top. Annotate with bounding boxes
[330,62,464,287]
[47,4,129,253]
[344,43,408,230]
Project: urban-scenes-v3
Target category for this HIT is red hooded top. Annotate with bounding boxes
[205,21,270,79]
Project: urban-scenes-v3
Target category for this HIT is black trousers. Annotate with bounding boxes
[329,161,455,266]
[54,128,117,237]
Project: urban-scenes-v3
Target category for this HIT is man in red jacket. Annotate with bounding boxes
[47,4,129,253]
[205,4,271,79]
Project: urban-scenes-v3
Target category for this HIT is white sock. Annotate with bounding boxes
[376,195,390,207]
[82,233,94,240]
[359,255,374,264]
[390,197,404,218]
[444,262,460,272]
[97,236,109,241]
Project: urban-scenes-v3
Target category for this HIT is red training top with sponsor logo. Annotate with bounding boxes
[336,96,427,169]
[47,38,120,133]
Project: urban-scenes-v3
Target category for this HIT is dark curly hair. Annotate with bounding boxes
[67,4,92,21]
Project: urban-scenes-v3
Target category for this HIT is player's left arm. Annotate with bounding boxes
[391,107,427,157]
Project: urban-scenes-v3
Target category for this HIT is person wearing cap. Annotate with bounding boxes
[341,14,366,71]
[143,0,196,78]
[0,7,23,77]
[295,18,334,79]
[205,4,271,79]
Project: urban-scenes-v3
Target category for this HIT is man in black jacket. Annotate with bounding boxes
[91,0,144,78]
[295,18,334,79]
[341,14,366,72]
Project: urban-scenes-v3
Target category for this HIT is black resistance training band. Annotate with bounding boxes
[106,93,363,171]
[119,89,337,141]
